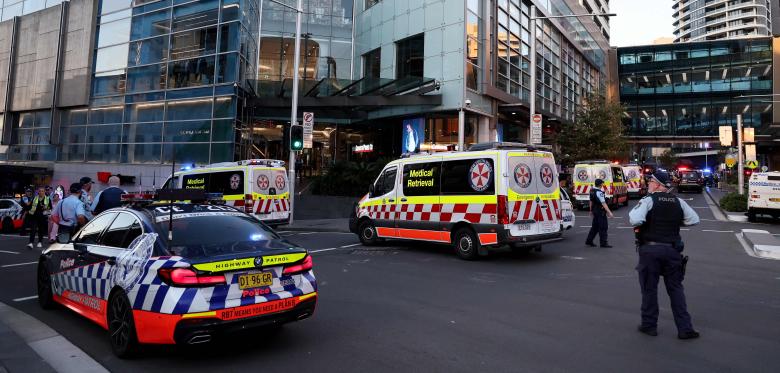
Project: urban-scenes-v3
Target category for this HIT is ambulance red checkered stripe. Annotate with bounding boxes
[365,203,498,224]
[507,199,560,223]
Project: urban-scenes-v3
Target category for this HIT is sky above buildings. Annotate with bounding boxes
[610,0,675,47]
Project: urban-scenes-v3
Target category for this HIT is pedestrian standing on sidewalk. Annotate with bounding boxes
[51,183,88,241]
[630,169,700,340]
[91,176,126,215]
[27,187,51,249]
[48,191,61,243]
[585,178,614,248]
[18,188,33,236]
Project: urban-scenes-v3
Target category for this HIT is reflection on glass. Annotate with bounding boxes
[168,57,215,88]
[95,44,130,72]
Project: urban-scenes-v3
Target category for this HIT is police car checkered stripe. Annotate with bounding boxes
[53,254,316,315]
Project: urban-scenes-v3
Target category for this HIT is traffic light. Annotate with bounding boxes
[290,124,304,151]
[744,169,753,177]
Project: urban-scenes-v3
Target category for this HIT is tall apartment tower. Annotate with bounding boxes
[673,0,772,42]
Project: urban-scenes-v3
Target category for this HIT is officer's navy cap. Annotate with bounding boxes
[594,178,604,187]
[650,170,671,188]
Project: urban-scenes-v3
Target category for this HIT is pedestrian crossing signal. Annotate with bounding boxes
[290,125,303,151]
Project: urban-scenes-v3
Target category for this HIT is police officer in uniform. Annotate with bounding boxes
[629,170,700,339]
[585,178,614,248]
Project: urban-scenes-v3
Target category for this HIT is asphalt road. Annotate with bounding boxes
[1,191,779,372]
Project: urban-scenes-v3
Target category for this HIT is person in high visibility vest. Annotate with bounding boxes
[28,186,51,249]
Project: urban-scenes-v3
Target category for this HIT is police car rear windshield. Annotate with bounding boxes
[149,205,281,259]
[681,171,701,179]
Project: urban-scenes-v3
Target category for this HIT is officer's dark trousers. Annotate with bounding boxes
[586,213,608,246]
[636,243,694,332]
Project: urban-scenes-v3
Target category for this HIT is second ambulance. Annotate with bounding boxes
[572,160,629,210]
[351,143,563,260]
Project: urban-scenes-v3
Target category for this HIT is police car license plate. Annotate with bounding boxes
[770,198,780,202]
[238,272,273,290]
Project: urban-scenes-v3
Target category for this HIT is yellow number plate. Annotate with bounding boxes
[238,272,273,290]
[769,198,780,202]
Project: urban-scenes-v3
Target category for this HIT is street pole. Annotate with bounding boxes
[458,108,465,150]
[528,5,537,145]
[737,114,744,195]
[286,0,303,224]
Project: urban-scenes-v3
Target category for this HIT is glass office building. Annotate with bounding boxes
[616,37,779,166]
[0,0,260,169]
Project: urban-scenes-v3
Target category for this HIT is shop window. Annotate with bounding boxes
[396,34,424,78]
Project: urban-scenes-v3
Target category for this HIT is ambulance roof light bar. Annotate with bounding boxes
[400,152,433,158]
[237,159,286,167]
[467,142,552,151]
[577,159,611,164]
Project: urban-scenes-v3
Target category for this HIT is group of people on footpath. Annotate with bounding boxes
[586,170,701,340]
[18,176,126,249]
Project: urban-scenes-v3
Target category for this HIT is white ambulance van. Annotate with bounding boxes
[572,160,629,210]
[350,143,563,260]
[747,171,780,222]
[163,159,291,227]
[622,163,646,198]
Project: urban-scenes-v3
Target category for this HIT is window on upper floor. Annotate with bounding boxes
[363,48,381,79]
[365,0,381,10]
[396,34,424,79]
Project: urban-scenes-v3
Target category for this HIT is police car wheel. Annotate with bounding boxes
[453,228,479,260]
[358,220,379,246]
[747,209,757,223]
[37,264,55,310]
[108,292,139,358]
[1,217,13,233]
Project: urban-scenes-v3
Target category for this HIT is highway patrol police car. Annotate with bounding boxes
[748,171,780,222]
[36,190,316,357]
[350,142,563,260]
[164,159,291,227]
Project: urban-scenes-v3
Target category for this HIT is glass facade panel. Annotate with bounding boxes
[168,56,215,88]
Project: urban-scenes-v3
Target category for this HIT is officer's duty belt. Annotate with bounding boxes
[642,241,675,247]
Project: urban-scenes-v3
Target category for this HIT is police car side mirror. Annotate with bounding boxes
[74,242,88,254]
[56,234,70,244]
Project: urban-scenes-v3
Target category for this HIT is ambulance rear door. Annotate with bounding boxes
[506,152,542,237]
[252,167,290,221]
[573,164,592,203]
[532,153,561,235]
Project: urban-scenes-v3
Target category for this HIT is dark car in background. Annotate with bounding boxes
[677,170,705,193]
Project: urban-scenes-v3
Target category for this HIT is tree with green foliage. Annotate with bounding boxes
[555,92,628,166]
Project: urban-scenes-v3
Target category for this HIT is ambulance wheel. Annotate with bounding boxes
[108,291,139,358]
[37,263,55,310]
[453,228,479,260]
[358,220,379,246]
[1,217,13,233]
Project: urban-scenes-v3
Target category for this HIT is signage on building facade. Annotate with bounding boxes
[353,144,374,153]
[531,114,542,144]
[303,112,314,149]
[718,126,732,146]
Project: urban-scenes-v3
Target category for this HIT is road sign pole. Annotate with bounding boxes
[737,114,744,196]
[286,0,303,224]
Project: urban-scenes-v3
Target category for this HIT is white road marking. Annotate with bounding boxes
[680,228,690,231]
[700,218,721,222]
[275,230,292,234]
[1,261,37,268]
[560,256,586,260]
[702,229,735,233]
[0,234,27,238]
[310,243,363,253]
[692,206,710,209]
[12,295,37,302]
[581,225,592,228]
[0,250,19,254]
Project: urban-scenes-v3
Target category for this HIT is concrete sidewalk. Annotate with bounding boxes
[0,302,107,373]
[705,187,747,222]
[279,218,351,233]
[0,316,56,373]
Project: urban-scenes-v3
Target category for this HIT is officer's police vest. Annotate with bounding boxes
[590,188,605,215]
[640,192,683,244]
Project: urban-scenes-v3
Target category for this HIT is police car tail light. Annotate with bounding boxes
[244,194,255,213]
[282,255,313,276]
[751,194,760,199]
[158,268,226,287]
[497,195,509,224]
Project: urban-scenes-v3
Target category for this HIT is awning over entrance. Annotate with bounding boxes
[246,77,442,121]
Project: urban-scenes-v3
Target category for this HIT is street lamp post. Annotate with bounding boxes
[269,0,303,224]
[528,6,616,145]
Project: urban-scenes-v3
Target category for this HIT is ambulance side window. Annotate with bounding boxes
[612,168,624,182]
[402,162,440,196]
[441,158,494,195]
[372,167,397,197]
